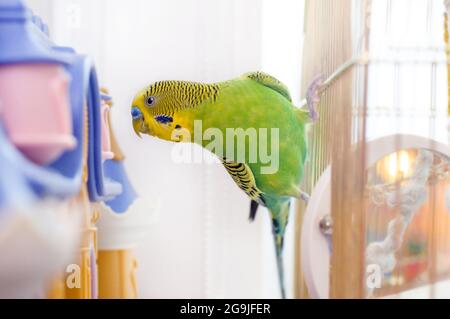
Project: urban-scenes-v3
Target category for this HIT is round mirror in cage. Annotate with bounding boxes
[301,135,450,299]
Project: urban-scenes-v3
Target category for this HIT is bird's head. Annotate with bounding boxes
[131,81,188,141]
[131,80,219,142]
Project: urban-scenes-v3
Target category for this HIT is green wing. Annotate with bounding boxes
[222,159,266,220]
[244,71,292,102]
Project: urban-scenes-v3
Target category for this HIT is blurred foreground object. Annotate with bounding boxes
[0,0,150,298]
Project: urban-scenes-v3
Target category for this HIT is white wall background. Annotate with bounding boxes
[29,0,305,298]
[365,0,448,144]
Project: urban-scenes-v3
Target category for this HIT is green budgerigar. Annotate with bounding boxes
[130,72,319,298]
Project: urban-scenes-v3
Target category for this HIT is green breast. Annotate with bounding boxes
[191,78,307,197]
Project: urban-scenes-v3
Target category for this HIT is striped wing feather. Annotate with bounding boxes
[221,159,266,221]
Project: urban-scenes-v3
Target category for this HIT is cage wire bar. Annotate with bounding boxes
[295,0,369,298]
[296,0,448,298]
[363,0,447,298]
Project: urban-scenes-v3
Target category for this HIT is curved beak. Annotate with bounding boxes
[132,120,142,138]
[131,106,144,138]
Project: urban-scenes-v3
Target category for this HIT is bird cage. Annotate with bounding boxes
[297,0,450,298]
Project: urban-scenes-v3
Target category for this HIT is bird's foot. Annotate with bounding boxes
[306,74,325,122]
[299,191,310,203]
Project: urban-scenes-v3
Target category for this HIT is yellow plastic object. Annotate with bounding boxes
[46,186,95,299]
[97,249,138,298]
[64,186,97,298]
[65,249,91,299]
[44,102,100,299]
[100,87,125,161]
[47,273,66,299]
[46,212,96,299]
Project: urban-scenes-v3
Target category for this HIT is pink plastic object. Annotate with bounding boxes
[100,100,114,161]
[0,63,76,165]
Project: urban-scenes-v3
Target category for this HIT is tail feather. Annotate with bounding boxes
[249,200,259,221]
[270,201,290,299]
[273,233,286,299]
[268,199,290,299]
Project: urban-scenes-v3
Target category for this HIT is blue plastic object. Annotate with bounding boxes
[103,160,137,213]
[0,116,80,199]
[0,125,35,211]
[0,1,126,205]
[0,0,71,65]
[86,68,122,201]
[31,12,50,37]
[51,48,122,202]
[51,47,122,202]
[100,92,112,102]
[48,48,90,188]
[30,12,52,45]
[0,1,84,199]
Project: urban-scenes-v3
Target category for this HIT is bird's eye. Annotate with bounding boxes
[145,96,155,107]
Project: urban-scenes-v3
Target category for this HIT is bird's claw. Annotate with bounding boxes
[299,191,310,203]
[306,74,324,122]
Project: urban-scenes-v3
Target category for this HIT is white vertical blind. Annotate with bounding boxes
[366,0,447,143]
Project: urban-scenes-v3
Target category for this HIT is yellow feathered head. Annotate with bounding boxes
[131,80,219,142]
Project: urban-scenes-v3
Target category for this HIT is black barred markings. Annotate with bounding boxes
[221,158,266,207]
[144,80,219,117]
[245,71,292,102]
